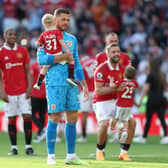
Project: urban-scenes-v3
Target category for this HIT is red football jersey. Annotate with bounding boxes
[80,56,96,92]
[96,51,130,68]
[38,29,63,54]
[94,61,124,102]
[0,44,30,95]
[115,79,139,107]
[31,62,46,98]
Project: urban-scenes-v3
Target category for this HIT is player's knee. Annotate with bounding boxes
[99,120,109,129]
[128,118,136,132]
[49,113,62,122]
[66,111,78,123]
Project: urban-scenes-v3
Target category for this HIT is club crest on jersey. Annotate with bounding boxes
[51,104,56,110]
[96,72,103,81]
[66,41,72,47]
[17,52,22,58]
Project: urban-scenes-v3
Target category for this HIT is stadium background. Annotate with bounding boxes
[0,0,168,136]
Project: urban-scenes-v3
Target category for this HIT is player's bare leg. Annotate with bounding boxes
[77,112,88,143]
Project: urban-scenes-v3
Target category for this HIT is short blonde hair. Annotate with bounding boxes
[41,13,55,27]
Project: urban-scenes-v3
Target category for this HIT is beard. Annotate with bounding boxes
[57,24,68,31]
[110,56,120,64]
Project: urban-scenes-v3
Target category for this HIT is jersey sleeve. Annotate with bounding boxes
[38,33,45,44]
[94,68,105,83]
[37,47,55,65]
[73,37,85,81]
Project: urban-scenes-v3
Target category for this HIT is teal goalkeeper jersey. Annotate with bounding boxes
[37,32,85,86]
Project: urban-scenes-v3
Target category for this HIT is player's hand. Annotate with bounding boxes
[65,53,74,64]
[117,83,125,91]
[26,87,32,99]
[83,87,89,102]
[1,91,9,103]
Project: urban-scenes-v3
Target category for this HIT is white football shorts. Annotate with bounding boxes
[4,93,31,117]
[115,106,131,122]
[94,99,117,123]
[79,92,93,112]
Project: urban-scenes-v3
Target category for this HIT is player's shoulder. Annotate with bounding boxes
[17,45,28,51]
[64,32,77,40]
[95,61,108,72]
[96,51,106,58]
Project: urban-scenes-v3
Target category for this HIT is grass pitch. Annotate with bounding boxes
[0,133,168,168]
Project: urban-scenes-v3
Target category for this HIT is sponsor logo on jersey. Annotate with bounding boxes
[5,62,23,69]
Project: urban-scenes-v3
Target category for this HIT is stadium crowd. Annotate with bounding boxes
[0,0,168,105]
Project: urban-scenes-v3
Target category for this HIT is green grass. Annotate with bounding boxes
[0,133,168,168]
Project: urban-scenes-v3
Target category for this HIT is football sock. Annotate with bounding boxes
[65,123,76,154]
[24,118,32,145]
[46,120,57,154]
[97,143,105,151]
[37,74,45,86]
[121,143,130,153]
[8,120,17,146]
[68,64,74,79]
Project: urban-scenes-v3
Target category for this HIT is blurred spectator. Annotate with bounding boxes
[0,0,167,115]
[133,58,168,144]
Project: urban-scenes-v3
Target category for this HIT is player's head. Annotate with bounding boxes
[53,8,71,31]
[106,43,120,64]
[3,29,16,45]
[105,32,119,46]
[41,14,55,30]
[124,66,136,80]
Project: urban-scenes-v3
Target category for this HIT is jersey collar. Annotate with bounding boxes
[107,60,119,70]
[3,43,18,50]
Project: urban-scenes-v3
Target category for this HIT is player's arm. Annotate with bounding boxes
[24,63,33,99]
[0,70,9,102]
[37,47,73,65]
[72,37,85,82]
[95,81,116,95]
